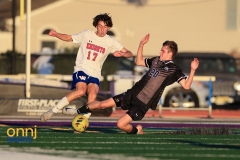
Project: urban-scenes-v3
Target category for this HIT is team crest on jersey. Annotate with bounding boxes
[164,67,169,71]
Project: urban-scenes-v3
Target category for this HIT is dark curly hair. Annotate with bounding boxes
[163,40,178,58]
[92,13,113,28]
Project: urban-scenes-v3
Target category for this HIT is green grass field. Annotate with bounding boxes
[0,125,240,160]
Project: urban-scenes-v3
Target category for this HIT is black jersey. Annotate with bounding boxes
[130,56,186,110]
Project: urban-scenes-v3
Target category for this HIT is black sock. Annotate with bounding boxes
[77,105,91,114]
[127,126,138,134]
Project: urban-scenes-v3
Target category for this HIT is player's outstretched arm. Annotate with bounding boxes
[179,58,199,89]
[135,34,150,66]
[112,48,133,58]
[48,29,72,42]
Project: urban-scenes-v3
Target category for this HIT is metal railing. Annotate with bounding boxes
[158,80,213,118]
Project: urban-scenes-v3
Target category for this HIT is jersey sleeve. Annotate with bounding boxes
[109,38,123,53]
[71,30,87,44]
[175,67,187,83]
[145,57,157,68]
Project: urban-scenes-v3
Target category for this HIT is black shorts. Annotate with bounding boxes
[112,90,148,121]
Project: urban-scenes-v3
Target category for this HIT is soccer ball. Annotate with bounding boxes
[72,114,89,132]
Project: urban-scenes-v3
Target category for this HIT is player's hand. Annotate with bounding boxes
[49,30,58,37]
[191,58,199,71]
[140,34,150,46]
[113,51,125,57]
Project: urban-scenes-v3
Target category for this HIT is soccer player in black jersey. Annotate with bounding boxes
[63,34,199,134]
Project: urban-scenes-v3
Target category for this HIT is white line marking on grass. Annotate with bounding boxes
[0,147,151,160]
[0,149,86,160]
[54,146,236,151]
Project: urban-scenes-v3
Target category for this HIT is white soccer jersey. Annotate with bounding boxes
[71,30,123,79]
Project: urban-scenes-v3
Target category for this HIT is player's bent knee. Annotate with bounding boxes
[116,121,124,130]
[88,93,97,98]
[88,93,97,99]
[75,90,86,98]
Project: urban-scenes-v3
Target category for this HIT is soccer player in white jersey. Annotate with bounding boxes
[40,13,133,122]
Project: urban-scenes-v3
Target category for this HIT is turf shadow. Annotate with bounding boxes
[36,127,121,134]
[86,127,120,134]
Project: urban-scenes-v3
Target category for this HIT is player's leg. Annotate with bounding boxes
[63,97,115,116]
[79,98,116,118]
[86,83,99,103]
[117,114,144,134]
[64,91,127,119]
[62,101,100,118]
[40,71,88,122]
[82,83,99,118]
[55,82,87,111]
[40,82,87,122]
[98,98,116,109]
[118,99,147,134]
[136,125,144,134]
[63,76,100,117]
[66,82,88,103]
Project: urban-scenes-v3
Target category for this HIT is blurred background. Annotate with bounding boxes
[2,0,240,54]
[0,0,240,118]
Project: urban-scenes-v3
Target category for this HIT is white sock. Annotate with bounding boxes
[82,112,91,119]
[52,97,69,113]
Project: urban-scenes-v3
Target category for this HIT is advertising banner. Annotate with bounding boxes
[0,82,112,117]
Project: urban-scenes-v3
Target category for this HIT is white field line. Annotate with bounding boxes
[33,146,240,151]
[0,147,239,159]
[0,147,150,160]
[0,149,85,160]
